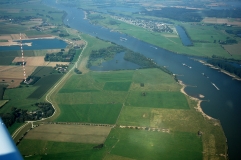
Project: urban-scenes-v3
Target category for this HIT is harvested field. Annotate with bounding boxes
[223,43,241,55]
[0,78,23,88]
[25,124,111,144]
[202,17,241,26]
[11,33,27,40]
[12,56,48,66]
[0,65,36,79]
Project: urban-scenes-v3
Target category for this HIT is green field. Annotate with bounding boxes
[55,104,122,124]
[103,82,131,91]
[18,139,105,160]
[105,128,203,160]
[1,86,39,113]
[126,91,189,109]
[28,74,63,99]
[30,66,56,78]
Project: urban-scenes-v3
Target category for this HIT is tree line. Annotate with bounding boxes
[207,59,241,77]
[124,51,174,77]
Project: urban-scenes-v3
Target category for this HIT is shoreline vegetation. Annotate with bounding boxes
[197,59,241,81]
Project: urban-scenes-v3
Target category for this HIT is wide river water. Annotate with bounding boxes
[43,1,241,159]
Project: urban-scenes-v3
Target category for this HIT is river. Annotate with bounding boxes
[43,1,241,159]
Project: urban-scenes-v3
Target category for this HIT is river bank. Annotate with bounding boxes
[178,80,218,121]
[197,59,241,81]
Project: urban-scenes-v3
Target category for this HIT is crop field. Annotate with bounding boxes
[223,43,241,55]
[0,65,36,79]
[30,66,55,77]
[103,82,131,91]
[25,124,112,144]
[91,70,134,82]
[18,139,106,160]
[12,56,47,66]
[28,74,63,99]
[55,104,122,124]
[126,91,189,109]
[104,128,203,160]
[130,68,180,91]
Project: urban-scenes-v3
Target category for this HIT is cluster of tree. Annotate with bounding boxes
[93,144,104,149]
[203,9,241,18]
[225,30,241,36]
[87,45,125,67]
[44,49,76,62]
[219,39,237,45]
[59,33,70,37]
[141,8,202,22]
[207,59,241,77]
[124,51,173,76]
[0,102,54,128]
[109,20,120,25]
[74,68,82,74]
[46,14,54,20]
[88,14,106,20]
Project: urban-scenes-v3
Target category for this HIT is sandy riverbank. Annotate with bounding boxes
[197,59,241,81]
[179,80,216,121]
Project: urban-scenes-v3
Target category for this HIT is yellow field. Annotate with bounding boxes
[25,124,112,144]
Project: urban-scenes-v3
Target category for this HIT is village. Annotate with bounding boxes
[111,15,174,33]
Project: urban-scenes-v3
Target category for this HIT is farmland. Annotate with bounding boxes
[28,74,63,99]
[0,1,229,159]
[24,124,112,144]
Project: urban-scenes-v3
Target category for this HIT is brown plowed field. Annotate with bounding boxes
[25,124,112,144]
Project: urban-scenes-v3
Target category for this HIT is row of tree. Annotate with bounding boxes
[124,51,174,76]
[0,102,54,128]
[207,59,241,77]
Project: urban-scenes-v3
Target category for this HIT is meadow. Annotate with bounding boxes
[1,86,39,113]
[104,128,203,160]
[126,91,189,109]
[55,104,122,124]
